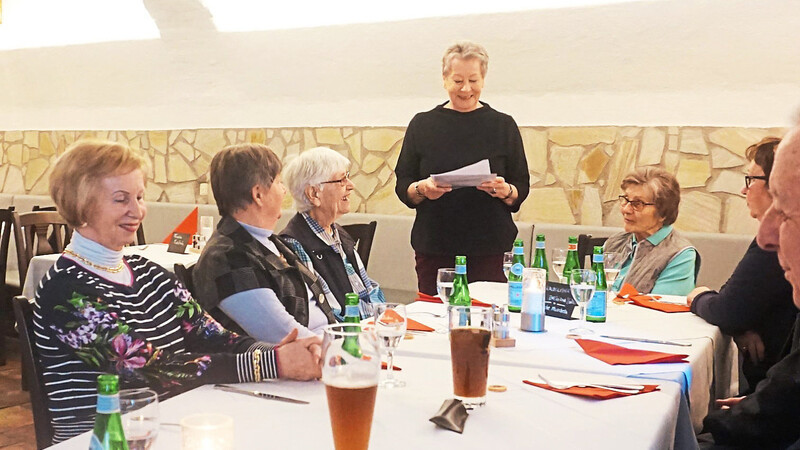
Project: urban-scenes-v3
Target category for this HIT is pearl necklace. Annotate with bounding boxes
[63,248,125,273]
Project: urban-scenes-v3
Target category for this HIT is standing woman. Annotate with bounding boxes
[394,41,530,294]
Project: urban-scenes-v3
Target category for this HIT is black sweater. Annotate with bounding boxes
[394,102,530,256]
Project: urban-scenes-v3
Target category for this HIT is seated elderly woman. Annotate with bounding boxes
[193,143,338,343]
[688,137,797,394]
[280,146,385,317]
[38,141,320,443]
[604,167,697,295]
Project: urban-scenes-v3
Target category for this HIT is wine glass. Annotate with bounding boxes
[502,251,514,280]
[373,303,407,388]
[568,269,597,336]
[603,252,625,300]
[436,268,456,302]
[119,388,159,450]
[551,248,568,283]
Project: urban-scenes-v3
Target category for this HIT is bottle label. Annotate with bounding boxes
[536,241,545,249]
[587,291,607,318]
[510,262,524,278]
[508,281,523,309]
[89,435,104,450]
[455,264,466,275]
[513,246,524,255]
[96,394,120,414]
[568,243,577,251]
[345,304,359,318]
[593,254,603,264]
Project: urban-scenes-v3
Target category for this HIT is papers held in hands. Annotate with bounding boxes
[430,159,496,188]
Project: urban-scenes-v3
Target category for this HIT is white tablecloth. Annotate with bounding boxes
[22,244,199,299]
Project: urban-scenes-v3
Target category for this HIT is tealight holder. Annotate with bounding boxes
[180,413,233,450]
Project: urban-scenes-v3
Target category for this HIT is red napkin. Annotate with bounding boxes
[575,339,689,365]
[615,283,690,313]
[381,362,402,371]
[414,292,492,308]
[367,317,434,332]
[523,380,659,400]
[162,207,199,244]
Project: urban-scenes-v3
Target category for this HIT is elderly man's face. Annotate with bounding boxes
[757,127,800,308]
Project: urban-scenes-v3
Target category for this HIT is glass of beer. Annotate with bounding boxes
[322,323,380,450]
[448,306,493,408]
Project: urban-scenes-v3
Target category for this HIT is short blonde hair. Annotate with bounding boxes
[620,167,681,226]
[283,147,351,212]
[50,140,149,227]
[442,41,489,77]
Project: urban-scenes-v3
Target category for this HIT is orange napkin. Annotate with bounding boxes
[381,362,402,371]
[615,283,690,313]
[575,339,689,365]
[523,380,659,400]
[414,292,492,308]
[162,207,199,244]
[368,317,434,332]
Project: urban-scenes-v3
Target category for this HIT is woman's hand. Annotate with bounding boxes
[686,286,711,306]
[478,176,517,205]
[275,329,323,380]
[734,331,765,363]
[408,177,452,204]
[715,396,745,409]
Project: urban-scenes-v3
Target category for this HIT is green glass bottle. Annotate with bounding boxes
[586,246,607,323]
[531,234,548,272]
[342,292,362,358]
[507,239,525,312]
[562,236,581,283]
[89,374,129,450]
[450,256,471,307]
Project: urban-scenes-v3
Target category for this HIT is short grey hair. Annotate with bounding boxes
[283,146,351,212]
[442,41,489,77]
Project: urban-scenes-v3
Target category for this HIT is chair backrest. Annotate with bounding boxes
[14,211,72,284]
[0,207,18,286]
[33,205,145,245]
[577,234,609,269]
[340,221,378,270]
[174,263,196,296]
[12,296,53,449]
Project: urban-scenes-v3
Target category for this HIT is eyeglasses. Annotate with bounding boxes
[320,171,350,186]
[618,195,655,212]
[744,175,767,189]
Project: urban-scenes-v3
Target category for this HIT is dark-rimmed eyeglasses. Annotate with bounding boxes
[618,195,655,212]
[320,171,350,186]
[744,175,767,189]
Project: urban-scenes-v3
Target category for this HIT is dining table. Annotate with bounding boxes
[49,281,735,449]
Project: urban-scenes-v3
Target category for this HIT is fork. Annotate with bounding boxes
[537,373,643,394]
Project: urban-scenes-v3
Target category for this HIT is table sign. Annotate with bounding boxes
[545,281,577,320]
[167,232,191,254]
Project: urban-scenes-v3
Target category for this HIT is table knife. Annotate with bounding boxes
[600,335,692,347]
[214,384,309,404]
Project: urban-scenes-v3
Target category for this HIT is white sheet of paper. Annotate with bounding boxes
[652,294,688,305]
[430,159,496,188]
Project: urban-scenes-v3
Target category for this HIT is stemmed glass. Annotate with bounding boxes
[568,269,597,336]
[436,268,456,302]
[603,252,625,300]
[502,251,514,280]
[551,248,568,283]
[119,388,159,450]
[373,303,407,388]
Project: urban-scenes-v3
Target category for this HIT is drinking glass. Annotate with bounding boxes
[448,306,493,408]
[603,252,624,299]
[119,388,159,450]
[436,268,456,302]
[180,413,233,450]
[373,303,407,388]
[551,248,568,283]
[568,269,597,336]
[199,216,214,239]
[502,251,514,280]
[322,323,380,450]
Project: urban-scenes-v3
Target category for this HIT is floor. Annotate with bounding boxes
[0,338,36,450]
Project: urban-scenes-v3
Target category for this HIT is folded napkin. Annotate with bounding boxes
[576,339,689,365]
[414,292,492,307]
[162,207,199,244]
[523,380,659,400]
[368,317,434,332]
[381,362,402,371]
[615,283,690,313]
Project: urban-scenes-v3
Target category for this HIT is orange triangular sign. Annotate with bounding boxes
[162,207,199,244]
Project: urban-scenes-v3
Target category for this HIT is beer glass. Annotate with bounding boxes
[322,323,380,450]
[373,303,407,388]
[448,306,493,408]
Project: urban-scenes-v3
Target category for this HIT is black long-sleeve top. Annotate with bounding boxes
[691,238,797,389]
[394,102,530,256]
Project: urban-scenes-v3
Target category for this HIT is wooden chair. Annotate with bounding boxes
[341,221,378,270]
[12,296,53,449]
[174,263,196,297]
[0,207,19,366]
[577,234,609,269]
[14,211,72,286]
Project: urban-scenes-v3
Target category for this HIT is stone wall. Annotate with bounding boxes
[0,125,786,235]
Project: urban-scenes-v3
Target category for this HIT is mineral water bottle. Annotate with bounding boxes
[89,374,129,450]
[531,234,548,272]
[507,239,525,312]
[450,256,471,307]
[342,292,363,358]
[586,247,607,323]
[562,236,580,282]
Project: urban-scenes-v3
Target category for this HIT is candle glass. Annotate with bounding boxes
[181,413,233,450]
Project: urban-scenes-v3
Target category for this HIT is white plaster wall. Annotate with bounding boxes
[1,0,799,130]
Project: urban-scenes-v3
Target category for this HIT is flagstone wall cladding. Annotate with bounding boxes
[0,126,786,235]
